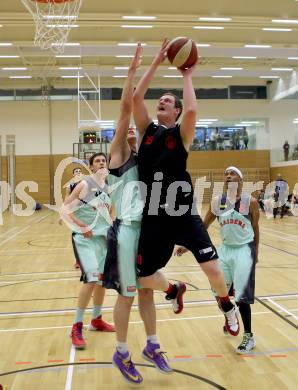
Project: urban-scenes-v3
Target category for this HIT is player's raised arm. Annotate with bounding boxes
[133,38,169,135]
[203,203,217,229]
[110,43,142,159]
[179,64,197,151]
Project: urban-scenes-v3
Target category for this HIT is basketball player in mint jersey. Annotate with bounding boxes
[62,153,115,350]
[103,44,172,386]
[178,167,259,353]
[133,38,239,336]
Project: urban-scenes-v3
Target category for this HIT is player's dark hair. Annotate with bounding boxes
[72,167,81,174]
[164,92,183,121]
[89,152,107,166]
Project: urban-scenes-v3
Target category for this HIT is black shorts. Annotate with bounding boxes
[137,214,218,277]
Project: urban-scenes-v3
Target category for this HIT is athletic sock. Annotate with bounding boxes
[219,295,234,312]
[92,305,102,319]
[237,302,252,333]
[74,308,85,324]
[147,335,159,345]
[116,342,129,355]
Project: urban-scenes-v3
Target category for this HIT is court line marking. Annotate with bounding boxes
[2,309,298,334]
[260,230,298,244]
[65,346,75,390]
[0,271,205,286]
[0,311,275,333]
[1,294,298,318]
[0,213,51,247]
[261,226,298,239]
[256,298,298,330]
[0,226,19,238]
[267,298,298,321]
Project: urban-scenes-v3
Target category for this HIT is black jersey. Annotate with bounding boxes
[138,122,194,214]
[70,182,78,193]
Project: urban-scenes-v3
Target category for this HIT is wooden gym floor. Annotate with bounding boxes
[0,209,297,389]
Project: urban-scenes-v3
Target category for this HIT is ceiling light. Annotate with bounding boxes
[198,119,218,121]
[233,56,257,59]
[193,26,224,30]
[221,67,243,70]
[168,67,177,70]
[272,19,298,24]
[122,16,156,20]
[55,55,81,58]
[61,75,84,78]
[235,123,252,126]
[121,25,153,28]
[271,67,293,71]
[196,43,211,47]
[259,76,280,79]
[212,75,233,78]
[0,43,12,46]
[198,17,231,22]
[240,121,260,124]
[9,76,32,79]
[59,67,82,70]
[2,67,27,70]
[114,66,129,70]
[262,28,292,31]
[288,57,298,60]
[0,55,20,58]
[113,75,127,78]
[163,75,183,78]
[245,44,271,48]
[117,43,147,46]
[116,55,134,58]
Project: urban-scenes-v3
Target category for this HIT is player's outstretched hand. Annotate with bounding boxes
[174,246,189,257]
[129,43,142,73]
[179,62,197,77]
[153,38,170,67]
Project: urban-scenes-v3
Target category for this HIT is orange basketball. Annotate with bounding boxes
[167,37,198,70]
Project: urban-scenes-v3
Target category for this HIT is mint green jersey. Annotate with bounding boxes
[73,176,112,236]
[217,195,254,246]
[108,153,143,222]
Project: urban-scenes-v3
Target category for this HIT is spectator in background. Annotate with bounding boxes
[210,129,217,150]
[243,130,249,149]
[292,145,298,160]
[273,173,288,219]
[257,189,265,212]
[283,140,290,161]
[231,131,236,150]
[235,131,240,150]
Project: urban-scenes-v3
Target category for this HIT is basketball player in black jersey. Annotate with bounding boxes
[133,38,239,335]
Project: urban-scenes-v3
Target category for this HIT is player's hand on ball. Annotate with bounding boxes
[179,62,197,77]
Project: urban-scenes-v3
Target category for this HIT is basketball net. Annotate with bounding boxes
[21,0,83,54]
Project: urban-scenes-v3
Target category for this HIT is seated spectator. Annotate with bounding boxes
[292,146,298,160]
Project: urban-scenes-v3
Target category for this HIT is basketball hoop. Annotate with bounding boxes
[21,0,83,53]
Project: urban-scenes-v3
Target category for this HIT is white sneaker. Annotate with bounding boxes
[236,333,256,354]
[224,306,240,336]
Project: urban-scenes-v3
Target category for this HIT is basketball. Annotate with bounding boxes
[167,37,198,70]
